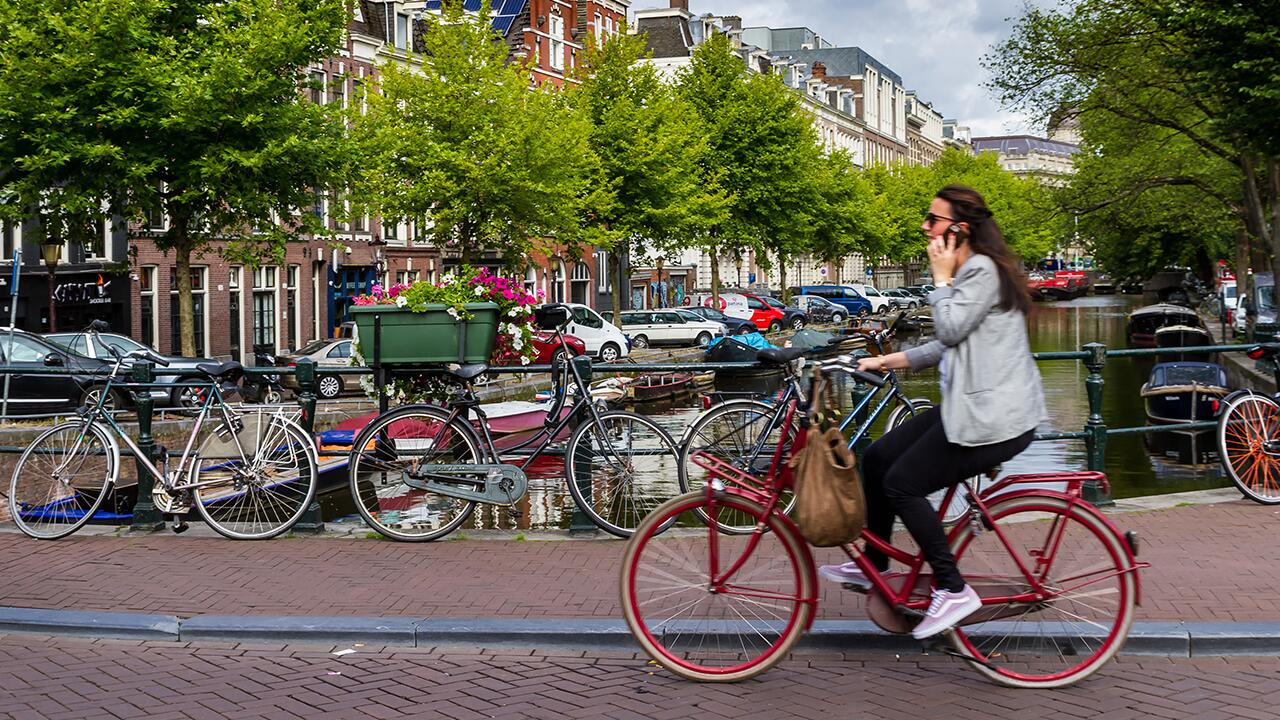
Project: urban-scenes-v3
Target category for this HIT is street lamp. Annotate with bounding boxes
[40,239,62,332]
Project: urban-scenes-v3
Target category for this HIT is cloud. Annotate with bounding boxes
[631,0,1049,136]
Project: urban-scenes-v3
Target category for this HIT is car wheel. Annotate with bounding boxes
[858,308,870,318]
[599,343,621,363]
[737,325,753,335]
[831,313,845,324]
[317,374,343,399]
[695,332,713,347]
[908,301,917,310]
[171,380,205,409]
[550,348,568,369]
[632,335,650,349]
[80,386,125,413]
[791,317,805,330]
[768,320,783,334]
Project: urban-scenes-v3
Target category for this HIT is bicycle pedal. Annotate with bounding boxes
[171,519,189,534]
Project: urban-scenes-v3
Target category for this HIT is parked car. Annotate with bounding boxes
[881,288,920,309]
[790,294,849,324]
[617,310,724,348]
[755,294,809,331]
[1220,280,1237,325]
[46,331,218,408]
[278,338,364,400]
[678,305,756,335]
[787,285,874,318]
[530,330,586,365]
[851,284,893,314]
[0,328,121,415]
[558,303,630,362]
[673,308,729,337]
[690,292,787,333]
[1238,273,1275,339]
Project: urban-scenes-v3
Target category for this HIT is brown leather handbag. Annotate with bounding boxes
[789,368,867,547]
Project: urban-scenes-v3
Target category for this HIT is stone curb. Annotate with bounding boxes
[1,607,1278,657]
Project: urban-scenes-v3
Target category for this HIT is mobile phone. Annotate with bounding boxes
[946,224,968,244]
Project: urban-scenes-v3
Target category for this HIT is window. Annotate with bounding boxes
[746,297,765,310]
[551,260,566,303]
[286,265,299,352]
[572,307,603,329]
[2,220,15,261]
[594,11,603,40]
[252,266,278,354]
[657,312,683,324]
[327,341,352,359]
[309,70,325,104]
[384,218,398,242]
[330,75,345,108]
[605,15,615,37]
[0,335,53,364]
[84,218,107,260]
[549,13,565,70]
[395,269,419,285]
[168,266,207,356]
[353,78,366,115]
[596,250,610,291]
[524,265,539,296]
[139,266,157,348]
[229,266,242,363]
[395,13,409,50]
[570,262,591,305]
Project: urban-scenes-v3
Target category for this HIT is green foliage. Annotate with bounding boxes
[352,0,592,264]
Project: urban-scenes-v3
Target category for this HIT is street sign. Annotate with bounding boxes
[865,268,874,277]
[819,267,828,277]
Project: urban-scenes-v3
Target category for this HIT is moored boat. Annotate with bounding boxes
[1127,303,1201,348]
[1140,362,1229,426]
[1154,324,1213,361]
[626,372,695,402]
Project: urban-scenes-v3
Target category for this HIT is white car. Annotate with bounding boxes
[852,284,893,314]
[617,310,724,349]
[558,303,630,362]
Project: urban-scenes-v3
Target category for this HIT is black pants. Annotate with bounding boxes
[861,406,1034,592]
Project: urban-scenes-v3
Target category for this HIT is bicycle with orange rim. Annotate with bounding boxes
[1216,343,1280,503]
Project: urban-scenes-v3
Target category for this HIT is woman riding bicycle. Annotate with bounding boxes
[820,184,1046,640]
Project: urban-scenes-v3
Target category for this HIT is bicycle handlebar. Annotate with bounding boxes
[818,354,888,387]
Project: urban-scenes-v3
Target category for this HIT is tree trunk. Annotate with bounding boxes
[709,245,721,306]
[1235,225,1252,337]
[172,218,197,357]
[778,252,789,303]
[610,248,623,318]
[655,256,665,308]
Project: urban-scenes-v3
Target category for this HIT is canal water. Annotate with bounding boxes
[321,293,1231,531]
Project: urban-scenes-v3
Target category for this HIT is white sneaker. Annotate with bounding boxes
[911,584,982,640]
[817,562,872,589]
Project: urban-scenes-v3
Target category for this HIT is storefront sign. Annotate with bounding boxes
[54,275,113,305]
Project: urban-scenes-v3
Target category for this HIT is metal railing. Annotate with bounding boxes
[0,340,1271,528]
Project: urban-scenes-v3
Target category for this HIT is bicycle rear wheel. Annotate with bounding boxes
[620,491,815,682]
[678,401,797,533]
[8,422,117,539]
[1217,393,1280,503]
[191,410,318,540]
[564,410,680,537]
[947,495,1137,688]
[347,405,481,541]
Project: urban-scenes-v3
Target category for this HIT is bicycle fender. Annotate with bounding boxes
[979,490,1145,606]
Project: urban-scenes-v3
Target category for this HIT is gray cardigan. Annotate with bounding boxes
[903,253,1047,446]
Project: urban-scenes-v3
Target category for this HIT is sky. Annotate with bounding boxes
[630,0,1048,137]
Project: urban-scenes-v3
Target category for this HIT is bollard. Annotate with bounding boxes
[1081,342,1113,506]
[129,361,165,531]
[292,358,325,533]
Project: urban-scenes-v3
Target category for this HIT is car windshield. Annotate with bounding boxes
[675,310,701,321]
[762,296,784,309]
[295,339,330,355]
[98,335,145,356]
[1259,286,1275,312]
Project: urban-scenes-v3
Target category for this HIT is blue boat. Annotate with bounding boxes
[1140,362,1229,464]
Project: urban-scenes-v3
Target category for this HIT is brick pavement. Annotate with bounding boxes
[0,499,1275,623]
[1,634,1278,720]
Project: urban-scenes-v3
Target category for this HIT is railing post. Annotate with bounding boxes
[1081,342,1113,507]
[292,358,325,533]
[129,361,164,532]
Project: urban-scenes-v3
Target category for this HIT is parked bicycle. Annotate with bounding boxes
[7,324,318,540]
[1216,341,1280,503]
[621,354,1146,688]
[347,304,680,541]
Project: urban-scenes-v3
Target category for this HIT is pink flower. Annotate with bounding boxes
[503,289,514,300]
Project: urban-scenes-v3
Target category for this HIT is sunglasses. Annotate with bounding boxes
[923,211,956,225]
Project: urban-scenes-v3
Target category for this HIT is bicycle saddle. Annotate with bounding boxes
[756,347,805,365]
[447,363,489,381]
[195,361,244,381]
[535,304,571,330]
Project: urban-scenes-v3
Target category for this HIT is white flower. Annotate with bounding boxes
[442,273,455,284]
[475,286,484,296]
[395,296,408,308]
[447,307,459,319]
[520,356,530,365]
[513,339,523,351]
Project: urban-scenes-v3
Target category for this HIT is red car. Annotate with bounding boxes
[530,330,586,364]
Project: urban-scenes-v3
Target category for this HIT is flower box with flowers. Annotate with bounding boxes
[348,269,542,396]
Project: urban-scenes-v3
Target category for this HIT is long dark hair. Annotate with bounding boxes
[935,184,1033,315]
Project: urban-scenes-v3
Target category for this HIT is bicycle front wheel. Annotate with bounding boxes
[191,411,318,540]
[948,495,1137,688]
[347,405,481,542]
[620,491,815,682]
[1217,393,1280,503]
[565,410,680,537]
[678,401,797,534]
[8,422,118,539]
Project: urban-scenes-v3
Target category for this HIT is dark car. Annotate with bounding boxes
[46,331,217,408]
[679,305,756,335]
[788,285,874,317]
[755,294,808,331]
[0,328,120,416]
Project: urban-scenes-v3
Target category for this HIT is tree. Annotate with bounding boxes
[0,0,352,355]
[353,1,592,267]
[568,33,725,317]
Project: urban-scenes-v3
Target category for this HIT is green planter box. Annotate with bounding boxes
[350,302,499,364]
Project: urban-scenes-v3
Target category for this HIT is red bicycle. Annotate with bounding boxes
[620,353,1148,688]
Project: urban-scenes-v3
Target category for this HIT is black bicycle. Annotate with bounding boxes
[347,304,681,540]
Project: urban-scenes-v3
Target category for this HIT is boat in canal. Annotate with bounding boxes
[1139,361,1229,464]
[1127,303,1201,348]
[1154,324,1213,361]
[626,372,696,402]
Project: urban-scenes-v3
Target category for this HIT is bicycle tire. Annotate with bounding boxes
[347,405,481,542]
[8,421,118,540]
[947,494,1137,688]
[620,491,815,682]
[564,410,680,538]
[191,411,318,540]
[678,400,798,534]
[1216,393,1280,504]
